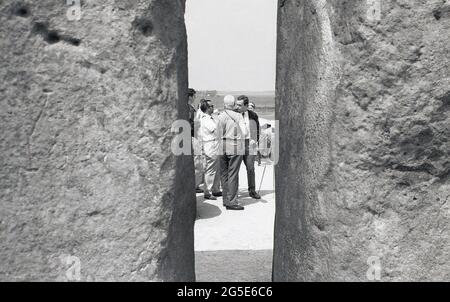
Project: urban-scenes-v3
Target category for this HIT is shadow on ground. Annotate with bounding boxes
[238,189,274,207]
[196,198,222,220]
[196,189,275,216]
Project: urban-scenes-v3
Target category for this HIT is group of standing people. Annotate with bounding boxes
[188,88,261,211]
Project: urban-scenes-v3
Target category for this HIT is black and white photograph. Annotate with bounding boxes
[0,0,449,287]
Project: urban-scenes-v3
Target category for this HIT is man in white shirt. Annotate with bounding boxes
[199,100,222,200]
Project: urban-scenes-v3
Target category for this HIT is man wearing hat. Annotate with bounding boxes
[188,88,204,193]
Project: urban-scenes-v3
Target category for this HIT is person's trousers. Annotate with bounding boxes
[192,138,204,188]
[204,155,221,196]
[220,154,243,206]
[243,139,256,192]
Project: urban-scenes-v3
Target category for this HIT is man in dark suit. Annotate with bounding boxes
[188,88,204,193]
[236,95,261,199]
[188,88,197,138]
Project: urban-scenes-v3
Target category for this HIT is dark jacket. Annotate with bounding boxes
[188,104,196,137]
[248,110,260,142]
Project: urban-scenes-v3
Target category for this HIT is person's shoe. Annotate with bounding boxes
[212,192,223,197]
[195,187,204,193]
[225,204,245,211]
[249,191,261,199]
[204,195,217,201]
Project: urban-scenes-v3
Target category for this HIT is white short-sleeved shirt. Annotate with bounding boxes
[200,114,219,157]
[242,111,251,140]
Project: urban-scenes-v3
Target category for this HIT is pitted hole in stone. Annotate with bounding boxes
[87,210,101,217]
[11,2,30,17]
[32,23,60,44]
[45,31,61,44]
[32,22,47,35]
[433,10,442,20]
[132,17,154,37]
[65,36,81,46]
[32,22,81,46]
[438,91,450,109]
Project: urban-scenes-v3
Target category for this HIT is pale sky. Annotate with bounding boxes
[185,0,277,92]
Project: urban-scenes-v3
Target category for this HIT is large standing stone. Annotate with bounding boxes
[274,0,450,281]
[0,0,195,281]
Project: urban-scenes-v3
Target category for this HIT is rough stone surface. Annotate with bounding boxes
[0,0,195,281]
[275,0,450,281]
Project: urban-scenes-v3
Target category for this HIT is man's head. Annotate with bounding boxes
[200,99,214,115]
[188,88,196,105]
[224,95,236,110]
[236,95,249,113]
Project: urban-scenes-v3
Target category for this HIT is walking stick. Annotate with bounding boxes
[258,163,267,195]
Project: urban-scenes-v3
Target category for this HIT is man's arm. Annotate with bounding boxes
[217,113,226,140]
[203,116,217,133]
